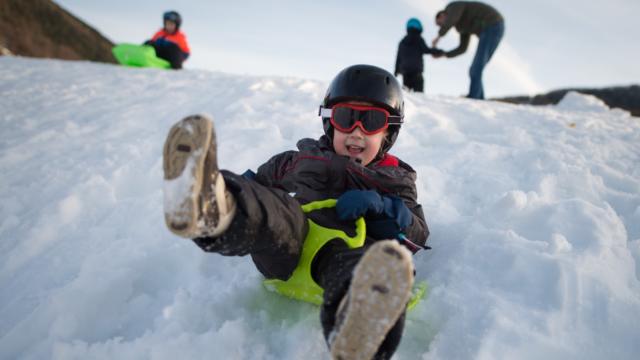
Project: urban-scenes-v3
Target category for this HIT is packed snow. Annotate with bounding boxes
[1,57,639,360]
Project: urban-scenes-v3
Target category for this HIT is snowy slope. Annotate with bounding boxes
[1,57,639,360]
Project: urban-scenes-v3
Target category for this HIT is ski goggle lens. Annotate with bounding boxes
[319,104,402,135]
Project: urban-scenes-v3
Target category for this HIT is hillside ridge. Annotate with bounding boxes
[0,0,115,63]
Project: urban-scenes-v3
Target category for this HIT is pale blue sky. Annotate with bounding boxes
[55,0,639,97]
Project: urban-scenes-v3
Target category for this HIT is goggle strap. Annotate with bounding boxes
[319,107,333,118]
[388,116,403,125]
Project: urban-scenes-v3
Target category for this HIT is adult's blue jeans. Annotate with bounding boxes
[468,21,505,99]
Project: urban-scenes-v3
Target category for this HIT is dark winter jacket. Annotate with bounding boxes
[255,136,429,247]
[438,1,504,57]
[395,29,441,75]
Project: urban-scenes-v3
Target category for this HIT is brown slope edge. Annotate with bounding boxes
[0,0,116,63]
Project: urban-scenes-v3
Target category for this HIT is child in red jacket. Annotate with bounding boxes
[163,65,429,359]
[145,11,190,69]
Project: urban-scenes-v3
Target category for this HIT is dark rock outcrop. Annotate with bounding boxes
[0,0,116,63]
[495,85,640,117]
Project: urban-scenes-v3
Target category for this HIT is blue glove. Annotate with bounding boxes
[151,37,171,48]
[336,190,412,239]
[336,190,384,220]
[241,169,256,180]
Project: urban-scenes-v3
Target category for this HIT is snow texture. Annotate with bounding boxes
[163,148,201,222]
[1,57,640,359]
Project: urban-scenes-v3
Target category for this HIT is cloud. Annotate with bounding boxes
[401,0,448,16]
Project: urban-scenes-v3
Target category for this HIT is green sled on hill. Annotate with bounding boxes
[112,43,171,69]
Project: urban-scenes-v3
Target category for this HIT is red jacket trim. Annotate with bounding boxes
[375,153,399,167]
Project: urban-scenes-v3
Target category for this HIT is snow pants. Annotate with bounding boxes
[192,171,405,359]
[147,40,186,69]
[402,72,424,92]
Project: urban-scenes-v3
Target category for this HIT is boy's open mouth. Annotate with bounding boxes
[346,144,365,155]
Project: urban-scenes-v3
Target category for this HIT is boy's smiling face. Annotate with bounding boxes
[333,127,386,166]
[331,101,387,166]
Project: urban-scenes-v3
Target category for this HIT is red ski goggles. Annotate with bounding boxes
[319,103,403,135]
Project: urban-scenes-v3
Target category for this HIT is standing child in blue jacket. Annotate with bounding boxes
[395,18,444,92]
[162,64,429,359]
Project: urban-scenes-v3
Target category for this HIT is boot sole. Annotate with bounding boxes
[163,115,215,237]
[330,240,414,360]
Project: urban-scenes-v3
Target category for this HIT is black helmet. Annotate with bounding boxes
[163,11,182,29]
[321,64,404,153]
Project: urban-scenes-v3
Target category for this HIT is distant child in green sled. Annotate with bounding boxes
[144,11,190,69]
[162,64,430,359]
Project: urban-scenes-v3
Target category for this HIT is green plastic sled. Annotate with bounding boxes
[112,43,171,69]
[263,199,427,310]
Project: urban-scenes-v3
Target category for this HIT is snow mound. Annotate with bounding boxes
[556,90,610,112]
[1,57,640,360]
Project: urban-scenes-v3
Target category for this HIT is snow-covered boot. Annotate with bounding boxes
[329,240,414,360]
[163,114,236,238]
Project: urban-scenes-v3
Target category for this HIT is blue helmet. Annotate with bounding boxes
[406,18,422,32]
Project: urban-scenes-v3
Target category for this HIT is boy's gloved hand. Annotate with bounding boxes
[336,190,412,239]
